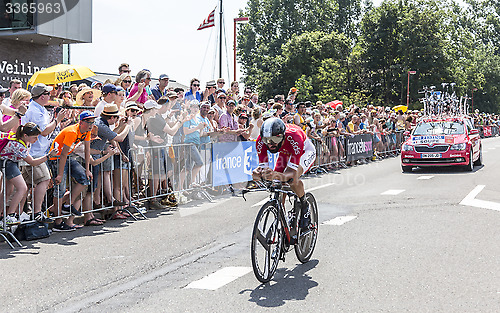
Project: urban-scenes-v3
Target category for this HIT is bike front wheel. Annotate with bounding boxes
[295,192,318,263]
[251,201,283,283]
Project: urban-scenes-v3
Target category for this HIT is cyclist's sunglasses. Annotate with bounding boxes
[262,135,283,145]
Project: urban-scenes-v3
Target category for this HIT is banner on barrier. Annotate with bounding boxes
[211,142,278,186]
[483,126,492,137]
[346,134,373,162]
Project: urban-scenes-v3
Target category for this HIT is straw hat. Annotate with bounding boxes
[101,104,122,116]
[75,87,101,106]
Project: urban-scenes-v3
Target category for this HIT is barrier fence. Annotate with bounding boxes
[1,126,497,248]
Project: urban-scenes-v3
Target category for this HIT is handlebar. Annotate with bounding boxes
[241,178,295,201]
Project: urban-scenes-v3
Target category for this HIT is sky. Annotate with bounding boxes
[72,0,383,88]
[71,0,249,87]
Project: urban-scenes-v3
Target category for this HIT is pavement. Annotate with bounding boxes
[2,137,500,312]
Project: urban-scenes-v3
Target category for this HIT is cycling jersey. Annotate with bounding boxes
[256,123,316,173]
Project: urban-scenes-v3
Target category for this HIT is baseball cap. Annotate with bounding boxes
[102,83,117,94]
[206,80,216,88]
[200,101,211,108]
[91,81,103,89]
[159,74,169,80]
[217,92,226,98]
[0,85,8,93]
[167,90,177,98]
[239,113,248,119]
[79,111,96,121]
[31,83,53,97]
[144,99,161,110]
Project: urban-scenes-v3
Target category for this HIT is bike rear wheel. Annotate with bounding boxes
[251,202,283,283]
[295,192,318,263]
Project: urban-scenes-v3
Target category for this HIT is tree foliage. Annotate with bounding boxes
[238,0,500,112]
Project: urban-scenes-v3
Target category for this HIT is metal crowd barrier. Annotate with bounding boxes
[307,130,407,174]
[0,141,215,249]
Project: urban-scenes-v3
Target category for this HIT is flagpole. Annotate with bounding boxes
[219,0,223,79]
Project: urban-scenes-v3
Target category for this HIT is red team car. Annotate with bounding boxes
[401,117,482,172]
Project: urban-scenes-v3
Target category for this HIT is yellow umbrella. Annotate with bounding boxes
[393,105,408,113]
[27,64,95,86]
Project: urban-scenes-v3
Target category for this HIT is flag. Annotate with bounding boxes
[198,8,215,30]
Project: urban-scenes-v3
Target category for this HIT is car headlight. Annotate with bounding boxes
[402,144,414,151]
[450,143,466,150]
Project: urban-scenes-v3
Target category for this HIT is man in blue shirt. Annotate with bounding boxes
[22,83,67,222]
[151,74,169,100]
[180,101,207,194]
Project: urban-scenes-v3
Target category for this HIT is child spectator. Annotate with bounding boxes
[0,123,57,224]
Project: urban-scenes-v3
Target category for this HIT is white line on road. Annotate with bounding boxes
[460,185,500,211]
[323,216,357,225]
[185,267,252,290]
[180,198,232,217]
[381,189,405,195]
[417,176,434,180]
[252,198,269,207]
[488,147,496,150]
[307,183,335,193]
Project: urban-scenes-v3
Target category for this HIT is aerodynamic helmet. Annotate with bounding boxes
[260,117,286,153]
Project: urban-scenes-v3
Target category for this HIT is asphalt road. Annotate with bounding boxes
[2,137,500,313]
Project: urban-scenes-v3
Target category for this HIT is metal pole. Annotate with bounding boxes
[233,18,237,82]
[219,0,223,79]
[406,71,410,106]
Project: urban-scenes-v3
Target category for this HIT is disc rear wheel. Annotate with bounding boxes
[251,202,283,283]
[294,193,318,263]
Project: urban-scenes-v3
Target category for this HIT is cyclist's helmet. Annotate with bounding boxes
[260,117,286,153]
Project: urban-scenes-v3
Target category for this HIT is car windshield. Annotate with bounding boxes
[413,122,465,135]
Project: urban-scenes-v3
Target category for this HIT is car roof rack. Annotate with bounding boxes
[418,83,471,121]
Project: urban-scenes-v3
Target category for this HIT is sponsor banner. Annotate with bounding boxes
[411,135,448,145]
[211,141,278,186]
[483,126,492,137]
[346,134,373,162]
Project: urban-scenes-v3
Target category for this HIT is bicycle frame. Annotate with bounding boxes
[244,180,299,246]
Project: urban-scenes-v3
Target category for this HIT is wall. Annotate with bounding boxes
[0,38,63,87]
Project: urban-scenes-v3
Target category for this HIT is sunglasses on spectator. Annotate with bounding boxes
[129,109,140,113]
[219,96,226,100]
[82,119,95,125]
[42,91,50,96]
[218,81,225,84]
[262,135,283,145]
[123,80,132,83]
[122,70,131,73]
[193,84,200,87]
[24,123,41,135]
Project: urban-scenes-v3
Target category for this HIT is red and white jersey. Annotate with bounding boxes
[256,123,307,172]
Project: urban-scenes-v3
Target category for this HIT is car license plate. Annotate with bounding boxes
[421,153,441,158]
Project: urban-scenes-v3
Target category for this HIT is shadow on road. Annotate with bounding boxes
[241,259,319,307]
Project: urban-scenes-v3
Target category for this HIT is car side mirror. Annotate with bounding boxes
[470,129,479,135]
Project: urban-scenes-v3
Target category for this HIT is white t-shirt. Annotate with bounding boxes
[94,100,112,117]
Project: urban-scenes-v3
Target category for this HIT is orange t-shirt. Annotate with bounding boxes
[50,124,90,160]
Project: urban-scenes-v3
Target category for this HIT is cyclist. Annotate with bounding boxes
[252,118,316,231]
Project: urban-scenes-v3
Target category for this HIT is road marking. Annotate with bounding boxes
[460,185,500,211]
[252,198,269,207]
[323,216,357,225]
[307,183,335,193]
[488,147,496,150]
[251,183,335,207]
[180,198,232,217]
[381,189,405,195]
[185,267,252,290]
[417,176,434,180]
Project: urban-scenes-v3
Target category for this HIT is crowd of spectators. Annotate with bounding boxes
[1,62,499,234]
